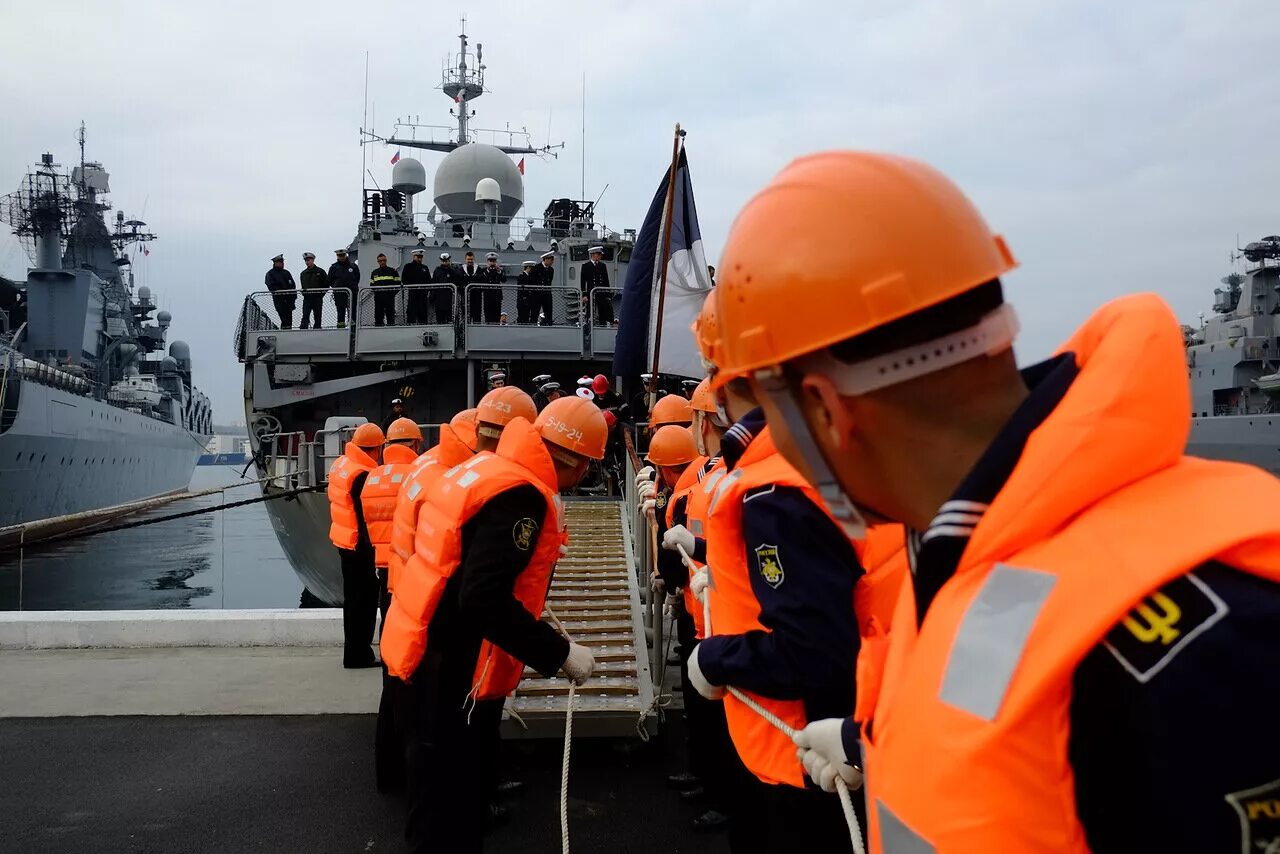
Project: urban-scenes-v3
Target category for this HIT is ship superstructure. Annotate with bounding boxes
[0,126,211,527]
[237,28,635,605]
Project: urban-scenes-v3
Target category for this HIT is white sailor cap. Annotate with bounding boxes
[410,248,424,256]
[532,374,552,384]
[334,248,348,254]
[489,371,506,380]
[588,246,604,254]
[271,254,284,262]
[439,252,451,260]
[541,251,555,260]
[640,372,654,381]
[539,381,560,393]
[577,376,593,387]
[522,259,537,267]
[576,387,596,400]
[302,251,316,260]
[485,252,498,260]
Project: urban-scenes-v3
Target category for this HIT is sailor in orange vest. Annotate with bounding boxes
[474,385,538,454]
[361,417,425,622]
[714,151,1280,853]
[381,396,608,853]
[327,421,384,669]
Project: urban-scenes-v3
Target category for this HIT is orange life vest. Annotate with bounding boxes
[359,443,419,569]
[667,454,717,639]
[705,427,904,787]
[387,426,475,592]
[379,417,568,701]
[861,294,1280,853]
[327,443,379,550]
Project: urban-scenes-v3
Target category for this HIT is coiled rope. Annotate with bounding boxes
[675,543,866,854]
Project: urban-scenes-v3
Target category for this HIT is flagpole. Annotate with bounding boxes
[648,123,685,410]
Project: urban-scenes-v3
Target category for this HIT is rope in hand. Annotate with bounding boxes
[674,543,866,854]
[544,606,578,854]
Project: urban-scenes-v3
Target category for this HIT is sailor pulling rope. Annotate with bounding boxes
[674,543,866,854]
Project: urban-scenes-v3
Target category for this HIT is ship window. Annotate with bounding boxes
[1202,411,1208,417]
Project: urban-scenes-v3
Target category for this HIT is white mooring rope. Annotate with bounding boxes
[544,606,576,854]
[676,543,866,854]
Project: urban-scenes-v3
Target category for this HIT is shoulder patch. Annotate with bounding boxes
[1225,775,1280,854]
[655,491,668,510]
[513,518,538,551]
[754,544,785,589]
[1101,572,1229,683]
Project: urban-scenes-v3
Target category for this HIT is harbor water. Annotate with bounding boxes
[0,466,301,610]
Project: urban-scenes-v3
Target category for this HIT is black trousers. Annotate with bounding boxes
[300,291,325,329]
[678,609,731,814]
[593,288,615,325]
[529,288,553,325]
[271,293,295,329]
[398,666,492,854]
[374,577,402,791]
[373,289,397,326]
[430,287,453,323]
[516,288,534,324]
[334,289,350,326]
[338,547,377,666]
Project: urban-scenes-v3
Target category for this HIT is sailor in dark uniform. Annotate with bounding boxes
[529,251,556,325]
[429,252,456,324]
[477,252,506,323]
[516,260,537,324]
[264,253,296,329]
[581,246,614,325]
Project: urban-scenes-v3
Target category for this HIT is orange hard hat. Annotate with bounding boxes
[689,378,718,414]
[476,386,537,436]
[386,417,423,442]
[534,396,608,461]
[692,288,721,371]
[351,422,384,448]
[450,408,478,428]
[645,425,697,468]
[649,393,692,427]
[716,151,1017,379]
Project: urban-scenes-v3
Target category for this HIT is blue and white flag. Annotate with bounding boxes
[613,149,713,380]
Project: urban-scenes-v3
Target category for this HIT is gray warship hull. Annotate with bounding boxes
[1188,415,1280,476]
[0,376,205,527]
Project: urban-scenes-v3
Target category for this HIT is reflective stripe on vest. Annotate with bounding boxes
[863,459,1280,853]
[327,445,377,550]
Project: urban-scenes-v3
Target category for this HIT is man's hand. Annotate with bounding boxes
[688,644,724,700]
[650,571,666,595]
[635,466,655,491]
[561,642,595,685]
[793,718,863,793]
[662,524,695,556]
[689,568,710,603]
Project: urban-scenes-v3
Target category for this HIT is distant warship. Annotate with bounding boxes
[236,28,636,604]
[0,125,211,528]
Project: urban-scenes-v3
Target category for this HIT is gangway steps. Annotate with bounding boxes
[504,499,655,739]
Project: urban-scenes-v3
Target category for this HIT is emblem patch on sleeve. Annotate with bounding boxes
[1225,776,1280,854]
[512,518,538,551]
[655,491,668,510]
[1101,572,1228,683]
[754,544,785,589]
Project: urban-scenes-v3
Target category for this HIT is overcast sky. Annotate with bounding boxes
[2,0,1278,424]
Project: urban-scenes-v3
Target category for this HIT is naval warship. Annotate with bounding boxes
[0,127,212,529]
[236,29,637,605]
[1185,235,1280,474]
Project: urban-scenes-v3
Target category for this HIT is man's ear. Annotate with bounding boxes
[800,372,853,451]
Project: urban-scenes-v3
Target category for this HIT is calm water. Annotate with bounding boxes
[0,466,302,610]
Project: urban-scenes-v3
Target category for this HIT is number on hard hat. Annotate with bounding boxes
[352,422,385,448]
[715,151,1017,382]
[386,417,423,443]
[476,386,537,438]
[534,396,608,461]
[648,394,692,428]
[645,425,697,468]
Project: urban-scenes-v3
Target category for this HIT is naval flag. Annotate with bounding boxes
[390,150,401,166]
[613,148,713,380]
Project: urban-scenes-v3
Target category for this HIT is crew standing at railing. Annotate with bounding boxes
[404,249,433,325]
[478,253,506,324]
[429,252,456,324]
[264,253,296,329]
[370,252,401,326]
[328,248,360,330]
[461,250,483,323]
[582,245,614,326]
[529,251,556,325]
[516,260,537,324]
[299,252,329,330]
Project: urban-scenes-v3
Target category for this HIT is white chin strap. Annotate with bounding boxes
[822,304,1019,396]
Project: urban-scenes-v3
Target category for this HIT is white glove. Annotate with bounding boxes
[637,478,657,501]
[561,642,595,685]
[689,568,709,603]
[642,498,657,520]
[650,572,666,595]
[662,524,695,556]
[634,466,654,491]
[793,718,863,793]
[687,644,724,700]
[664,592,678,617]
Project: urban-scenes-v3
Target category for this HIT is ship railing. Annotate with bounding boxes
[589,287,622,356]
[258,431,310,489]
[352,284,458,358]
[275,422,447,489]
[410,211,625,245]
[239,289,354,361]
[621,427,663,686]
[462,284,589,354]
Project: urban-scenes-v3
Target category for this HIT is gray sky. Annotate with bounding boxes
[2,0,1278,423]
